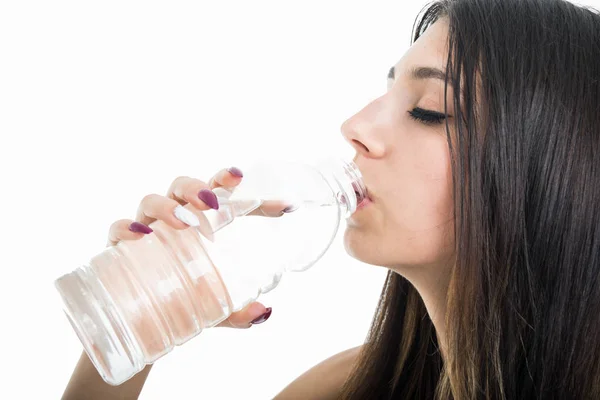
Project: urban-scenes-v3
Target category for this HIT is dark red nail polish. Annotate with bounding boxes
[283,205,299,213]
[198,189,219,210]
[227,167,244,178]
[128,222,153,234]
[251,307,272,325]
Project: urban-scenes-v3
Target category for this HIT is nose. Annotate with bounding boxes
[340,99,386,159]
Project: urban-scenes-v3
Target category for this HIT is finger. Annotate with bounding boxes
[135,193,195,229]
[247,199,297,217]
[216,302,272,329]
[107,219,153,247]
[166,176,219,211]
[208,167,244,189]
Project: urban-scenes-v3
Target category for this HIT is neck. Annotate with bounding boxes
[392,262,453,359]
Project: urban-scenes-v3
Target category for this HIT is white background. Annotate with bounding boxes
[1,1,598,399]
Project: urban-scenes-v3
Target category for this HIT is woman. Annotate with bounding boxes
[62,0,600,398]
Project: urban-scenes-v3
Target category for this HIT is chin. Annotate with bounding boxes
[343,227,384,266]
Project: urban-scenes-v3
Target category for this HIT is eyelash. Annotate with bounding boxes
[408,107,447,125]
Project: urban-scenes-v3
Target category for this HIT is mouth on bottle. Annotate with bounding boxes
[352,182,370,206]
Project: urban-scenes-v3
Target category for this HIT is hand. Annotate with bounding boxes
[106,166,272,329]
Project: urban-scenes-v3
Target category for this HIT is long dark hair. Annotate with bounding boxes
[340,0,600,398]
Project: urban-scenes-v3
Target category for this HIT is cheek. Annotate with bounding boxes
[345,140,455,267]
[393,187,454,266]
[390,143,455,265]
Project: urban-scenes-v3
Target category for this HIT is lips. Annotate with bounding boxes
[351,182,372,206]
[351,182,364,203]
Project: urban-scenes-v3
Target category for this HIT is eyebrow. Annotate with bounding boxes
[388,66,453,87]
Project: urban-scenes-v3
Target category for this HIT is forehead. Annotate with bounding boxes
[394,19,450,74]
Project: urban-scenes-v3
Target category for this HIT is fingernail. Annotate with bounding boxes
[250,307,272,325]
[227,167,244,178]
[283,205,299,213]
[174,205,201,226]
[198,189,219,210]
[128,222,153,234]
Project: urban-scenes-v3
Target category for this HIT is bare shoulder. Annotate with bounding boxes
[273,345,362,400]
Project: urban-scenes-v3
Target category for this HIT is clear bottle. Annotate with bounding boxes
[54,158,367,385]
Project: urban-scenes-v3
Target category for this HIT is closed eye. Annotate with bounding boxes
[408,107,448,125]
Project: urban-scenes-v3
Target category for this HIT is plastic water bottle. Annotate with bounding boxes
[54,158,367,385]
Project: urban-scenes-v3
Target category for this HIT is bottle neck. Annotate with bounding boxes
[316,159,367,217]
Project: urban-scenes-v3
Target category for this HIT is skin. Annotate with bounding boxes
[63,18,455,399]
[342,18,455,356]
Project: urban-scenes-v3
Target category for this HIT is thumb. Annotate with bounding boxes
[216,302,272,329]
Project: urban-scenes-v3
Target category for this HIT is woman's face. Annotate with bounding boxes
[342,19,456,271]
